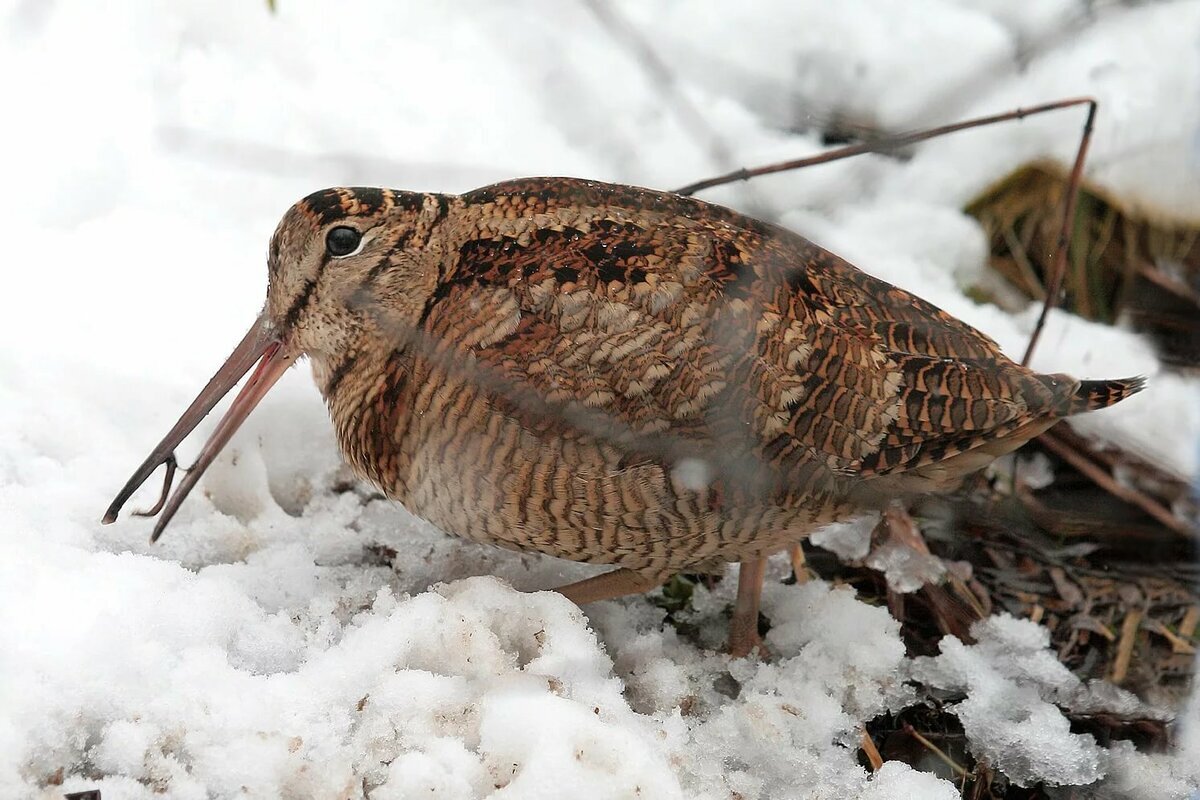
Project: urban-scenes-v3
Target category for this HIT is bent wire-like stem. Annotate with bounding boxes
[674,97,1100,368]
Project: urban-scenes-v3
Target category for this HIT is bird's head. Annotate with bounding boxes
[265,187,441,361]
[103,186,444,541]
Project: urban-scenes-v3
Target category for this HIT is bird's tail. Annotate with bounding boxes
[1064,376,1147,415]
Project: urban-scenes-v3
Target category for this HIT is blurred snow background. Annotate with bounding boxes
[1,1,1199,798]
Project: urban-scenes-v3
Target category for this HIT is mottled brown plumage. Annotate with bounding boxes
[105,177,1143,654]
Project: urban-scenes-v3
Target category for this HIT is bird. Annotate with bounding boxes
[103,177,1143,657]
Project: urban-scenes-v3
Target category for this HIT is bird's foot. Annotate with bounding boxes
[727,626,772,660]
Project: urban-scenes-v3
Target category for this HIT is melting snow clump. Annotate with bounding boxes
[911,614,1164,788]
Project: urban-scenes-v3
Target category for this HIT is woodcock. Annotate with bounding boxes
[104,178,1142,656]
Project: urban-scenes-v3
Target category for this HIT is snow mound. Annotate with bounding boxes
[912,614,1169,789]
[4,574,681,798]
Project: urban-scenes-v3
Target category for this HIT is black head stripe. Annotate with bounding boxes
[300,187,389,225]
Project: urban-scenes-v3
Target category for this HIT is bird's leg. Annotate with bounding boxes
[882,502,932,555]
[788,544,811,584]
[555,568,666,605]
[728,556,768,658]
[878,502,980,639]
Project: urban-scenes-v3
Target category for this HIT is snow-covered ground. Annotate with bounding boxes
[2,1,1198,797]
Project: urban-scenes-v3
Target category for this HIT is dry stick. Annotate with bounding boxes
[903,723,969,777]
[859,729,884,771]
[672,98,1099,369]
[1038,429,1194,537]
[1143,618,1196,655]
[1045,424,1197,526]
[1180,606,1200,640]
[1022,101,1097,366]
[1110,607,1144,683]
[675,97,1097,197]
[1137,258,1200,306]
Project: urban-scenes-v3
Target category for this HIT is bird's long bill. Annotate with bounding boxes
[102,312,298,542]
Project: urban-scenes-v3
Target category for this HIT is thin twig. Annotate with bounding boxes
[675,97,1097,196]
[673,97,1100,370]
[1137,258,1200,306]
[1037,429,1194,537]
[1179,606,1200,640]
[860,729,884,771]
[1142,618,1196,655]
[1110,607,1143,683]
[1022,100,1098,365]
[904,723,969,777]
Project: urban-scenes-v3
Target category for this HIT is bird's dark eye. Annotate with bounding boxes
[326,226,362,257]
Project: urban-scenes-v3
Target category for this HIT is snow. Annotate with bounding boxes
[914,616,1108,787]
[912,615,1194,792]
[809,514,876,561]
[865,542,947,594]
[593,578,920,797]
[1,1,1198,798]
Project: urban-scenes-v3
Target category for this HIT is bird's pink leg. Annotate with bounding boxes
[728,556,768,658]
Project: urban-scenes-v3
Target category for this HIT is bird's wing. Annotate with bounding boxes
[418,178,1059,499]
